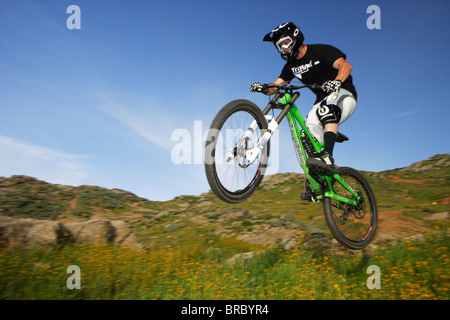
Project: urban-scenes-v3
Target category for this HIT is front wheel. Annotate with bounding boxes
[204,100,269,203]
[323,167,378,250]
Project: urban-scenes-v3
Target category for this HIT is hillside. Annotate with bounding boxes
[0,154,449,249]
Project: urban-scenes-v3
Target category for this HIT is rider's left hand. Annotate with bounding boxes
[322,80,342,93]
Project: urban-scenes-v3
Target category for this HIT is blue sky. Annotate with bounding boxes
[1,0,449,201]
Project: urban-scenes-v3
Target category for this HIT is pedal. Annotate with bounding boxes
[300,192,312,201]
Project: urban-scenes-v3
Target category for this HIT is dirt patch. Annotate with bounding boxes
[435,196,450,205]
[391,175,429,185]
[392,194,414,202]
[376,210,431,241]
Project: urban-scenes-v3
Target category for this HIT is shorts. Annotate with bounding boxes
[305,88,357,144]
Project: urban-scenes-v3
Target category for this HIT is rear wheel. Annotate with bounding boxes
[204,100,269,203]
[323,167,378,250]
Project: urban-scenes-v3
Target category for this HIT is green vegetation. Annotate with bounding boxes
[0,154,449,299]
[0,230,448,300]
[0,176,158,220]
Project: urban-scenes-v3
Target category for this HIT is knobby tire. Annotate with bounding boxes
[204,100,270,203]
[322,167,378,250]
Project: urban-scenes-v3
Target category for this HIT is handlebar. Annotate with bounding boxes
[267,83,323,90]
[249,82,324,94]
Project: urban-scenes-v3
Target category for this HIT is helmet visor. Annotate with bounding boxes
[275,36,294,53]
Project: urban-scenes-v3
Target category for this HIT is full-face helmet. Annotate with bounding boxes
[263,22,304,61]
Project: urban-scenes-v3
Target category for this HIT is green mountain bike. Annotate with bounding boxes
[204,83,377,250]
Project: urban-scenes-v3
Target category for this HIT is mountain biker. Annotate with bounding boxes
[252,22,357,175]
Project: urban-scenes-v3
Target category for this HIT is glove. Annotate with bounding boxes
[249,82,269,93]
[322,80,342,93]
[250,82,263,92]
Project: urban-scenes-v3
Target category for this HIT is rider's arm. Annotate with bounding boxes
[333,57,353,83]
[264,77,287,95]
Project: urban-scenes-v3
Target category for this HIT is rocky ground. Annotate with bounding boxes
[0,154,449,254]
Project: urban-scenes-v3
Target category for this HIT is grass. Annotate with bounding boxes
[1,230,448,300]
[0,155,448,300]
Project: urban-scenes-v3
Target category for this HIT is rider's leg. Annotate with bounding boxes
[301,93,355,199]
[325,92,356,156]
[306,101,341,173]
[324,123,338,156]
[305,90,356,174]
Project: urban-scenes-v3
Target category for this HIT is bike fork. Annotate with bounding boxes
[226,115,276,164]
[245,117,278,163]
[239,92,300,164]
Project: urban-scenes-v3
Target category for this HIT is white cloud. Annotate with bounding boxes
[0,135,90,185]
[100,103,174,151]
[394,109,418,118]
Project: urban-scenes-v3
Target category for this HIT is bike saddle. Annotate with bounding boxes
[336,132,349,143]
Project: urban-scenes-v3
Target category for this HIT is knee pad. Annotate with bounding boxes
[316,101,342,126]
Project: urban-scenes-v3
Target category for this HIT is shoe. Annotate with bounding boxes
[300,192,320,203]
[300,192,312,201]
[335,132,349,143]
[306,151,336,175]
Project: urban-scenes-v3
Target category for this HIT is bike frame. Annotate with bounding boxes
[256,90,361,207]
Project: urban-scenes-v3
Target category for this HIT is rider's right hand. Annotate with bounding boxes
[249,82,263,92]
[250,82,271,94]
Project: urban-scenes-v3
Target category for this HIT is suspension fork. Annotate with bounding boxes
[245,93,300,163]
[232,93,282,145]
[262,92,282,115]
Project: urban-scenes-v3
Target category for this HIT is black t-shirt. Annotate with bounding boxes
[279,44,357,103]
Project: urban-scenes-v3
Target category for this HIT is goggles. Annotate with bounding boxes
[275,36,294,53]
